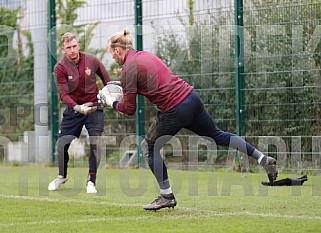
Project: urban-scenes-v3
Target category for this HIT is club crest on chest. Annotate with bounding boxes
[85,67,91,76]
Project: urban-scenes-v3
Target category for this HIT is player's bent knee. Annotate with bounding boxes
[56,135,76,153]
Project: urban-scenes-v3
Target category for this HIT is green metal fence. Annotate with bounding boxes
[1,0,321,172]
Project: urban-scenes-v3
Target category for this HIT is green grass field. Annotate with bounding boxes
[0,164,321,233]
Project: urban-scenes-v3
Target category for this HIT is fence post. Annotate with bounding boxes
[234,0,245,168]
[135,0,145,167]
[234,0,245,136]
[48,0,58,164]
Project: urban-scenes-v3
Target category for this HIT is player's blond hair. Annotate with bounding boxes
[60,32,77,46]
[107,28,133,51]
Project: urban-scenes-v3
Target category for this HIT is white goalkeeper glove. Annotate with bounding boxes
[107,80,121,86]
[73,102,97,115]
[97,90,116,108]
[97,83,123,108]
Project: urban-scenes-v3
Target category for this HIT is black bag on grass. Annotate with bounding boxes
[261,175,308,186]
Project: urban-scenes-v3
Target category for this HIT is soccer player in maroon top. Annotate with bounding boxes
[48,32,111,193]
[100,29,277,210]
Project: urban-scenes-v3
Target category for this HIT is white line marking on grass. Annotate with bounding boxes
[1,194,321,222]
[177,207,321,221]
[0,216,152,227]
[0,194,142,207]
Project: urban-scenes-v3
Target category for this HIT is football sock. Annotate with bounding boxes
[252,149,265,161]
[88,172,96,184]
[160,187,173,195]
[257,154,265,164]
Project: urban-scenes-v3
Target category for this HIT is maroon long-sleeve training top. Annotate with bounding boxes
[116,49,194,115]
[54,52,110,109]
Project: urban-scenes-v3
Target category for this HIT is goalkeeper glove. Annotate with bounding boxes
[107,80,121,86]
[97,90,116,108]
[73,102,97,115]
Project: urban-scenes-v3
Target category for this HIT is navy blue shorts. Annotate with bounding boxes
[58,107,104,138]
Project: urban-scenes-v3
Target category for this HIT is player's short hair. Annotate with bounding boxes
[107,28,133,51]
[60,32,77,47]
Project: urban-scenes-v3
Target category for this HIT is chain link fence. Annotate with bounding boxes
[0,0,320,173]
